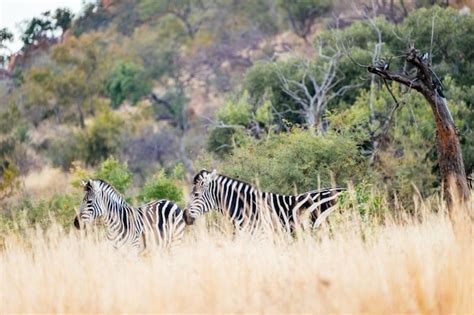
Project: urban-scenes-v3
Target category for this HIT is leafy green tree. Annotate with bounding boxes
[128,16,184,81]
[106,61,151,108]
[401,6,474,86]
[0,160,19,201]
[49,33,111,127]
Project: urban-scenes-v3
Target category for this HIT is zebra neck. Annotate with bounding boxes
[214,176,264,219]
[101,195,138,242]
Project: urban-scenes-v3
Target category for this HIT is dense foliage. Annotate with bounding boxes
[0,1,473,232]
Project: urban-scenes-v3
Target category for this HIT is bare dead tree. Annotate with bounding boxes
[368,46,470,211]
[274,47,359,131]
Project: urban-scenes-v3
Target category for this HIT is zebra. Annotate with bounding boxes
[183,169,345,231]
[74,179,185,251]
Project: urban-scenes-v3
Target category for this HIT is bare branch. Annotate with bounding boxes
[273,48,352,130]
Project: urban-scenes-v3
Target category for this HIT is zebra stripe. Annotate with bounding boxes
[74,179,185,251]
[184,170,344,231]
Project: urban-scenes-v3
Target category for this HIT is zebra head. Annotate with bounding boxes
[74,179,106,229]
[184,169,219,224]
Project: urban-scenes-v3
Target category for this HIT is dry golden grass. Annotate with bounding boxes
[21,166,74,200]
[1,202,473,314]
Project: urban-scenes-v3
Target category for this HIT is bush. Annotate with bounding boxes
[136,169,184,207]
[337,182,388,219]
[217,128,366,194]
[120,125,180,178]
[94,157,132,194]
[207,92,255,156]
[1,193,78,233]
[77,108,124,166]
[0,160,19,200]
[48,131,81,170]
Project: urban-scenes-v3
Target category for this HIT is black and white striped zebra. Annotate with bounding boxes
[183,170,345,231]
[74,179,185,251]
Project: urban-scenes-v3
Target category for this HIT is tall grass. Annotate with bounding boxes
[1,198,472,313]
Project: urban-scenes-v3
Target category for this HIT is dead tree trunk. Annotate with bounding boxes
[368,47,470,212]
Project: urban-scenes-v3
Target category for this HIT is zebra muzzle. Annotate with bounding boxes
[183,209,195,225]
[73,215,82,230]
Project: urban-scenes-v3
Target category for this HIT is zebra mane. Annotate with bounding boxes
[90,179,127,206]
[216,173,254,190]
[193,169,210,184]
[197,170,258,194]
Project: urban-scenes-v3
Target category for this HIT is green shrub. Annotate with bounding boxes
[1,193,78,232]
[77,108,124,166]
[207,92,254,156]
[137,170,184,207]
[217,128,366,194]
[94,157,132,193]
[337,182,388,219]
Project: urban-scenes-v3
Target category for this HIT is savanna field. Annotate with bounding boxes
[1,198,473,313]
[1,0,474,313]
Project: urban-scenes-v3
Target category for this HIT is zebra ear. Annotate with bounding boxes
[89,180,100,192]
[209,169,217,180]
[80,179,89,187]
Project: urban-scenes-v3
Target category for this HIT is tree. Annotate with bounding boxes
[401,6,474,87]
[106,61,151,108]
[0,28,13,67]
[368,46,470,211]
[21,11,54,46]
[138,0,211,39]
[0,28,13,46]
[278,0,331,42]
[207,92,254,156]
[72,2,110,37]
[54,8,74,35]
[150,84,193,177]
[51,33,110,128]
[275,49,359,131]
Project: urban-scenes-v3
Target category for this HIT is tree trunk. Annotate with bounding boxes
[76,102,85,129]
[367,47,470,212]
[423,90,469,207]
